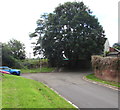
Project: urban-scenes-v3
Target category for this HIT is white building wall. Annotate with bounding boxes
[104,39,110,52]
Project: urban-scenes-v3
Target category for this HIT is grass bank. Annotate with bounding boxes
[21,67,55,73]
[0,74,1,109]
[86,74,120,88]
[1,74,75,108]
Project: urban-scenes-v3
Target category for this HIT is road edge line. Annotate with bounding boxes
[43,83,79,109]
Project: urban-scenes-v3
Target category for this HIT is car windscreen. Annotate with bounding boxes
[1,68,11,70]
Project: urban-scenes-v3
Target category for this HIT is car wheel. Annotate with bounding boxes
[12,72,17,75]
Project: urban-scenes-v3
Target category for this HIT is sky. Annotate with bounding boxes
[0,0,119,58]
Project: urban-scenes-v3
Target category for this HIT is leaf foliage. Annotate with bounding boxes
[30,2,106,67]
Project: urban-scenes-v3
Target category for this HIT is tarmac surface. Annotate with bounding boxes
[22,71,119,109]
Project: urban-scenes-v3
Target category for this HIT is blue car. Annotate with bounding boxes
[0,66,21,76]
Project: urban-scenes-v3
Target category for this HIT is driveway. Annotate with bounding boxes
[22,71,118,108]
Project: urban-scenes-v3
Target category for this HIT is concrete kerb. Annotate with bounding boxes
[83,76,119,91]
[43,83,79,109]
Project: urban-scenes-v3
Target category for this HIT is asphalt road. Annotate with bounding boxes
[22,71,118,109]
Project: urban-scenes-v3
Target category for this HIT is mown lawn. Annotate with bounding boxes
[21,67,55,73]
[86,74,120,88]
[1,74,75,108]
[0,75,1,109]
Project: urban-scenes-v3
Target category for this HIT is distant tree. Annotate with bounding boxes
[2,43,12,66]
[8,39,26,60]
[113,43,120,50]
[2,43,20,68]
[30,2,106,67]
[2,39,26,68]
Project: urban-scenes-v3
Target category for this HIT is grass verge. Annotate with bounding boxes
[0,74,1,109]
[86,74,120,88]
[1,74,75,108]
[21,67,55,73]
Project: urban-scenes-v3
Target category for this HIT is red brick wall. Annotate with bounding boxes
[95,69,119,82]
[92,56,120,82]
[109,47,115,52]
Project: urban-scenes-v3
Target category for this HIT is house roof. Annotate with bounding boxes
[108,52,120,55]
[114,48,120,53]
[109,47,120,53]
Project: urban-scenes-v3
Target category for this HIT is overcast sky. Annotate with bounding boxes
[0,0,119,58]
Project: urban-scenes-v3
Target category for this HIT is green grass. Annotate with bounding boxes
[21,59,48,64]
[24,59,48,63]
[1,74,75,108]
[86,74,120,88]
[21,67,55,73]
[0,74,2,109]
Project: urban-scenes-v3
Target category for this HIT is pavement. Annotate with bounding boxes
[22,71,119,109]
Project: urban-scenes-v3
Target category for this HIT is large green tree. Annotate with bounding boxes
[2,39,26,68]
[8,39,26,60]
[30,2,106,67]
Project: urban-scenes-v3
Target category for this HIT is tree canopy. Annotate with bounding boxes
[30,2,106,67]
[8,39,26,60]
[2,39,26,68]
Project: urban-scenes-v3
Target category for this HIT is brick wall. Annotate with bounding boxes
[91,56,120,82]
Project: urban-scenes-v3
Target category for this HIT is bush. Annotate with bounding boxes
[21,59,48,69]
[2,55,24,69]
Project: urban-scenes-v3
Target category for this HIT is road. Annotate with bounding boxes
[22,71,118,109]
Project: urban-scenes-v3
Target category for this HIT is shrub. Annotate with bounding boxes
[21,59,48,69]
